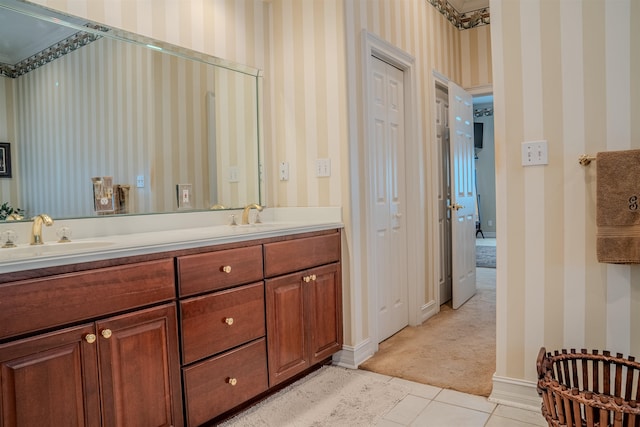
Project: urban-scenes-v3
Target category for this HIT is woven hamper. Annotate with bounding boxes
[536,347,640,427]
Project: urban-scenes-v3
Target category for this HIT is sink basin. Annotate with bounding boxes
[0,240,115,261]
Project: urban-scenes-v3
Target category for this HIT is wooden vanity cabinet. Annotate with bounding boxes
[0,260,183,427]
[264,233,343,386]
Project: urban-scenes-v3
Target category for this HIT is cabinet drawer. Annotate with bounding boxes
[264,232,340,277]
[180,282,265,364]
[177,245,263,296]
[183,338,268,427]
[0,259,175,341]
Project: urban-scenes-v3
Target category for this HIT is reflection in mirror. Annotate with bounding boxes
[0,0,263,221]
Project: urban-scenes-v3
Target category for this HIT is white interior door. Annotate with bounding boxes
[371,56,408,342]
[449,82,476,309]
[436,84,452,305]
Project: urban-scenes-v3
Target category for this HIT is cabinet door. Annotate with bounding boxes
[97,304,183,427]
[265,273,308,386]
[307,263,343,364]
[0,324,100,427]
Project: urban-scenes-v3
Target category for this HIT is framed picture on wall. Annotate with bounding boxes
[0,142,12,178]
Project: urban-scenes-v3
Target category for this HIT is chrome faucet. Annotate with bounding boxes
[31,214,54,245]
[241,203,263,225]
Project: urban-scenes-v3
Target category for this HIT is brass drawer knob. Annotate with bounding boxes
[227,377,237,386]
[224,317,234,326]
[101,329,112,339]
[222,265,232,273]
[303,275,311,283]
[85,333,97,344]
[311,274,317,281]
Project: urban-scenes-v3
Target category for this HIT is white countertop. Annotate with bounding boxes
[0,207,343,274]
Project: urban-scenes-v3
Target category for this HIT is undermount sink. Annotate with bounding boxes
[0,240,115,261]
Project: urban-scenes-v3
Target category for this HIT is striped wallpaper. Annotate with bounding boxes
[491,0,640,391]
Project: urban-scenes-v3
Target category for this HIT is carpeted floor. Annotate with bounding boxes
[359,268,496,397]
[476,245,496,268]
[219,366,412,426]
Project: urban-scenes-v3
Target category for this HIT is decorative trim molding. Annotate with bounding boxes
[0,24,107,78]
[332,339,375,369]
[427,0,490,30]
[489,374,543,412]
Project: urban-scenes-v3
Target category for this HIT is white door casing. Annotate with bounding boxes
[449,81,477,309]
[371,56,409,342]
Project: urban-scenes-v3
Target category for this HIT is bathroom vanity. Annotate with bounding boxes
[0,211,343,426]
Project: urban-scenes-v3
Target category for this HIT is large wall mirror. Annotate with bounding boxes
[0,0,264,221]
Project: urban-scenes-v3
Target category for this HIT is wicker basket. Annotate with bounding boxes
[536,347,640,427]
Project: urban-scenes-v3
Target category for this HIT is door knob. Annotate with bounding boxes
[101,329,112,339]
[85,333,97,344]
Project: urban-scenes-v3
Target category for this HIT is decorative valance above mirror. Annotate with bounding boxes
[0,0,264,221]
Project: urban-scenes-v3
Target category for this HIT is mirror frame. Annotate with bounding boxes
[0,0,265,222]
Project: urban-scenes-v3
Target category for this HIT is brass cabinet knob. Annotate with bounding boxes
[224,317,234,326]
[303,275,311,283]
[101,329,113,339]
[227,377,237,386]
[310,274,316,281]
[85,333,97,344]
[222,265,232,273]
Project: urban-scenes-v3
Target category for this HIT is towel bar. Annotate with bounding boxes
[578,154,596,166]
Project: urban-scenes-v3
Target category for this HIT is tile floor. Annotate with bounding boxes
[360,370,546,426]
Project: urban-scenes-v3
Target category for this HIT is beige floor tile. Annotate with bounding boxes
[434,388,497,413]
[390,377,442,400]
[491,405,546,426]
[382,394,430,425]
[410,401,490,426]
[485,414,542,427]
[375,418,406,427]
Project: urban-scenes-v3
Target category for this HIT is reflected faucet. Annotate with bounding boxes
[241,204,263,225]
[31,214,54,245]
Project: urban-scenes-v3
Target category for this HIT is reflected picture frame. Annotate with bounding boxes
[0,143,11,178]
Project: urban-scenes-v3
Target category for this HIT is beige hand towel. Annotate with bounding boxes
[596,149,640,263]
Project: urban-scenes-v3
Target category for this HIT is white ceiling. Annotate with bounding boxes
[448,0,490,13]
[0,0,87,65]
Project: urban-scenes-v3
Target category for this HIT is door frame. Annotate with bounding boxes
[361,30,425,353]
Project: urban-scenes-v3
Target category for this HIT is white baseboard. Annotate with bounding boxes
[489,374,542,412]
[421,300,438,323]
[332,338,374,369]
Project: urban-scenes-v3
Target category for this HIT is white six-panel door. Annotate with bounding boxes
[371,56,409,342]
[449,82,477,309]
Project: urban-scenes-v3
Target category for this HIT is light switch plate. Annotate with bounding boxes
[279,162,289,181]
[316,158,331,177]
[228,166,239,183]
[521,140,548,166]
[176,184,192,209]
